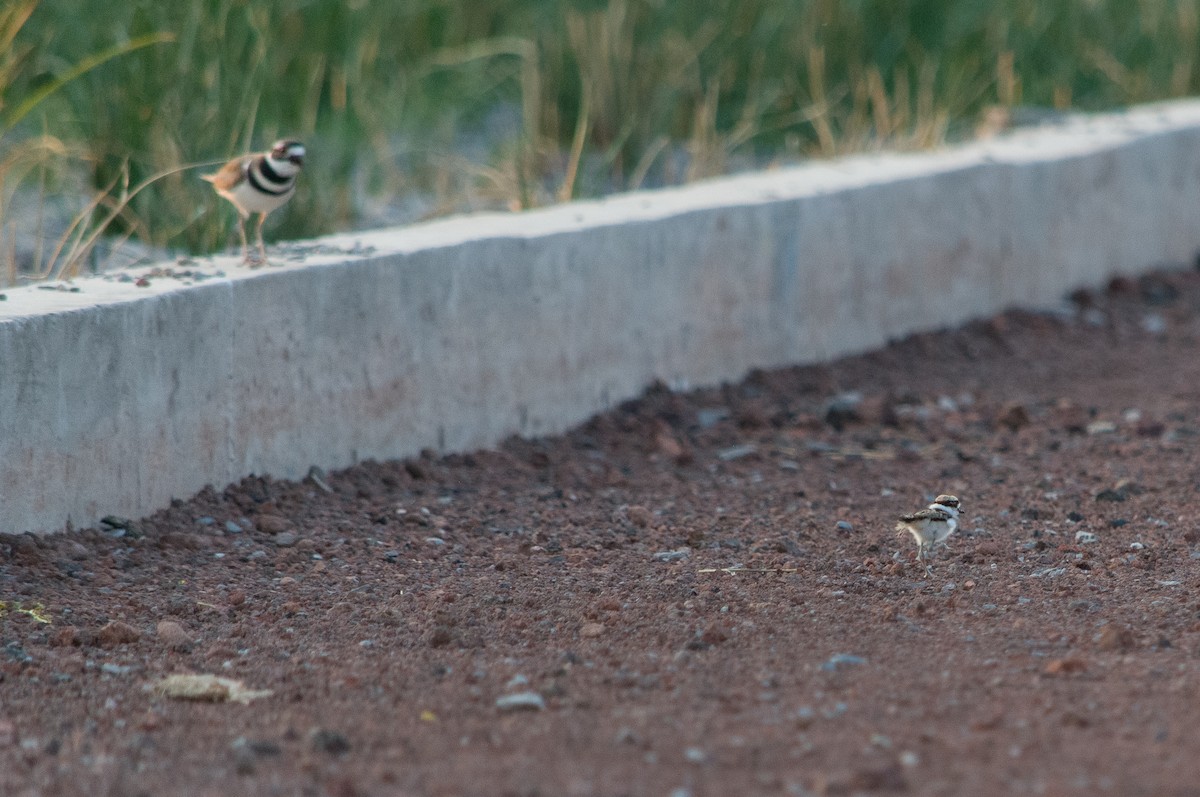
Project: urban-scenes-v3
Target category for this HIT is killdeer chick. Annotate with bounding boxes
[202,139,305,265]
[895,494,962,574]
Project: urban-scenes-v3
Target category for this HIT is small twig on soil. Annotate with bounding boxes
[697,567,799,575]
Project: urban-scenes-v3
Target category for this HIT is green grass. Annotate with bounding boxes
[4,0,1200,264]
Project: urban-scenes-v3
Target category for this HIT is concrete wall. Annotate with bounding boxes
[5,100,1200,533]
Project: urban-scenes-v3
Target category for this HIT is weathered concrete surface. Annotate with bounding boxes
[4,100,1200,533]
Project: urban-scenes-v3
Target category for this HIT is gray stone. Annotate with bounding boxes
[821,653,867,672]
[495,692,546,712]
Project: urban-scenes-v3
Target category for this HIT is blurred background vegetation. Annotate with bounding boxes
[3,0,1200,281]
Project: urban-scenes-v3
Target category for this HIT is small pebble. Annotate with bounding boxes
[495,692,545,712]
[1086,421,1117,435]
[49,627,78,648]
[825,391,863,429]
[684,747,707,764]
[1141,313,1167,335]
[309,728,351,755]
[273,532,298,548]
[717,444,758,461]
[821,653,867,672]
[100,663,133,676]
[3,643,30,663]
[156,620,193,650]
[255,514,289,534]
[97,621,141,647]
[696,408,729,428]
[996,403,1031,430]
[822,702,849,719]
[835,520,853,532]
[653,549,689,562]
[234,737,281,757]
[232,743,257,775]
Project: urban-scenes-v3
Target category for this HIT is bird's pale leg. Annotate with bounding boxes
[255,213,269,266]
[236,215,251,264]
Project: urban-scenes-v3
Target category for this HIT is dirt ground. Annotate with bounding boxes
[5,269,1200,797]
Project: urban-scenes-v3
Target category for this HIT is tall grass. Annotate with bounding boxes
[6,0,1200,262]
[0,0,172,283]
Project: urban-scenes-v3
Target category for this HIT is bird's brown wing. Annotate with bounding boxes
[201,157,248,191]
[898,508,948,523]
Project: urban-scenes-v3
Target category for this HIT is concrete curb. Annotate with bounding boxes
[5,99,1200,533]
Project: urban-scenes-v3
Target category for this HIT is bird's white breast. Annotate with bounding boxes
[219,166,296,215]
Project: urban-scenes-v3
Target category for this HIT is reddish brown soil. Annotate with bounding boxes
[5,270,1200,796]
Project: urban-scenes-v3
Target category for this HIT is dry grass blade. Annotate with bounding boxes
[2,153,227,285]
[557,75,590,202]
[2,32,174,132]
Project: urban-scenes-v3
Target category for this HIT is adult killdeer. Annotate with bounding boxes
[202,139,305,265]
[895,494,962,573]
